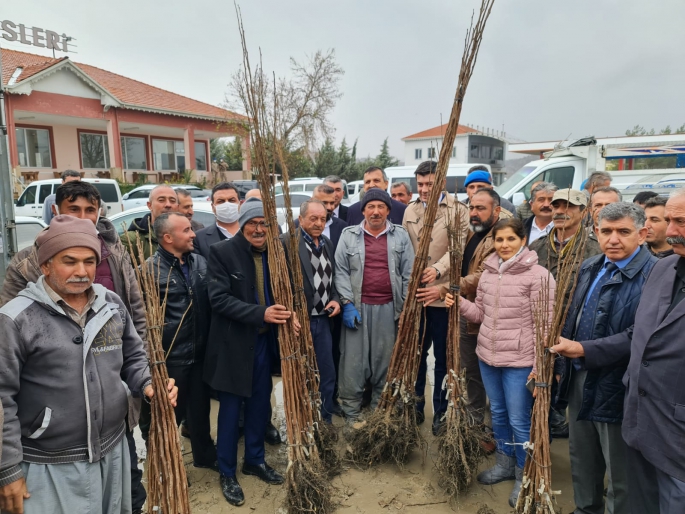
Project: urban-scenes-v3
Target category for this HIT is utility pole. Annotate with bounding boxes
[0,44,18,284]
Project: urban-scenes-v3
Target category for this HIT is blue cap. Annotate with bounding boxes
[464,171,492,188]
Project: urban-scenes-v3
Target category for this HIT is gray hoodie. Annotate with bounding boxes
[0,277,151,486]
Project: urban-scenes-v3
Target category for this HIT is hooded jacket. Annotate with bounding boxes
[0,278,150,486]
[146,247,210,366]
[459,247,556,372]
[122,213,159,265]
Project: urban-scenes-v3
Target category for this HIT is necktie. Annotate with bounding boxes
[573,262,617,369]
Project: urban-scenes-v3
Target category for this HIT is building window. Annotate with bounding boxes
[194,141,207,171]
[427,147,436,159]
[470,144,479,158]
[479,145,492,160]
[15,127,53,168]
[80,132,110,169]
[493,146,504,160]
[452,146,457,158]
[121,136,147,170]
[414,148,422,160]
[152,140,183,171]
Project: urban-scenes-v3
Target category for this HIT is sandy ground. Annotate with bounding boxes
[135,351,576,514]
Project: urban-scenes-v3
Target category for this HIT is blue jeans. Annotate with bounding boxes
[415,307,449,418]
[479,360,533,469]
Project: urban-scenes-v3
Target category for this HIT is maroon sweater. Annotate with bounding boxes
[361,232,393,305]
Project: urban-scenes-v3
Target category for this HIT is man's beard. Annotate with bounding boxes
[470,214,495,233]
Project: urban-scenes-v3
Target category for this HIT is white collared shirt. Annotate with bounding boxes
[361,220,391,238]
[333,205,340,218]
[216,223,236,240]
[323,217,332,239]
[529,217,553,244]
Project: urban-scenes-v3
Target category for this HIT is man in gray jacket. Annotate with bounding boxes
[0,181,149,513]
[0,216,177,514]
[334,189,414,421]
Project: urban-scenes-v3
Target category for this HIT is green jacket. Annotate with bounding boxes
[122,213,159,266]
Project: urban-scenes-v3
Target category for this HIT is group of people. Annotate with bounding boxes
[0,162,683,514]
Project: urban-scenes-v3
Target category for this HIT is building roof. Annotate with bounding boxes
[1,48,246,123]
[402,124,478,141]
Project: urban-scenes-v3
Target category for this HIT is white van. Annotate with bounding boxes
[14,178,124,219]
[347,180,363,197]
[348,164,492,203]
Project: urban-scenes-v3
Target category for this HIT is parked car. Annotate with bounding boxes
[274,192,312,226]
[232,180,258,200]
[274,178,351,204]
[14,178,124,219]
[108,204,215,236]
[0,217,47,254]
[347,180,363,197]
[122,184,209,211]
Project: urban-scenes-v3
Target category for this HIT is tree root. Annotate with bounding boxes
[315,422,342,477]
[435,414,486,499]
[285,458,335,514]
[346,405,423,468]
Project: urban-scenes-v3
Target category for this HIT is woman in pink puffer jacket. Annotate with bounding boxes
[445,217,555,507]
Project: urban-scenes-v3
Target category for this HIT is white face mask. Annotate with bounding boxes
[215,201,240,224]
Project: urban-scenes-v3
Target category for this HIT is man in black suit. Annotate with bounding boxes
[282,199,340,422]
[324,175,348,222]
[194,182,241,259]
[312,184,348,251]
[347,167,407,225]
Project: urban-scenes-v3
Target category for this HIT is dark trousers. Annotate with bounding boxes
[216,333,272,477]
[310,316,336,423]
[415,307,449,418]
[626,445,685,514]
[139,359,216,465]
[126,428,146,510]
[459,316,487,424]
[331,315,343,401]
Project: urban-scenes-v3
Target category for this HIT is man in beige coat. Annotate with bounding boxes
[403,161,469,435]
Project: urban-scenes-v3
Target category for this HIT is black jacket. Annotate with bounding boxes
[146,247,210,366]
[281,229,340,315]
[337,204,349,223]
[523,215,534,244]
[193,223,227,260]
[558,247,657,423]
[347,197,407,226]
[204,231,279,396]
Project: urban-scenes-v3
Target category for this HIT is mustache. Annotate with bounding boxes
[667,236,685,245]
[540,207,553,212]
[553,215,571,221]
[66,277,90,283]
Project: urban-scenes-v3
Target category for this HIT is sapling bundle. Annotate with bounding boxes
[347,0,496,468]
[435,202,486,499]
[235,9,333,512]
[126,232,190,514]
[515,219,588,514]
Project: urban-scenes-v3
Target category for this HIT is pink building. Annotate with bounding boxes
[1,48,250,189]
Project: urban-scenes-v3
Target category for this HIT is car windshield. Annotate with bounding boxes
[495,165,538,198]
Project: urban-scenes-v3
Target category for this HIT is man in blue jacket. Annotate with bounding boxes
[554,203,657,514]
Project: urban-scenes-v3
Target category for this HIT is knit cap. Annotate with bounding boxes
[36,215,101,265]
[360,188,392,212]
[239,199,265,229]
[464,170,492,187]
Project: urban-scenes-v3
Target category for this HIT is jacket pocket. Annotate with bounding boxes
[26,407,52,439]
[346,249,361,271]
[675,404,685,423]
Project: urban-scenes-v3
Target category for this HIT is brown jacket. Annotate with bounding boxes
[403,193,469,308]
[0,218,147,426]
[458,209,513,334]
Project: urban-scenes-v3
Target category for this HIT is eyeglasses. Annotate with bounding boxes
[245,220,267,228]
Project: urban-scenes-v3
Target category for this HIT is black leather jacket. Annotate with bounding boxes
[146,246,210,366]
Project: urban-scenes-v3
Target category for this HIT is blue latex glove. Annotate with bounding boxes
[342,303,362,329]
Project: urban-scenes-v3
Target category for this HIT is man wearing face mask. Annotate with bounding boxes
[194,182,241,260]
[0,181,150,513]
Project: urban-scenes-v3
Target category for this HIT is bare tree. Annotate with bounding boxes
[229,49,344,154]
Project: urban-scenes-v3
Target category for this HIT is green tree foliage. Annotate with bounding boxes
[625,124,685,136]
[210,138,244,170]
[312,137,401,182]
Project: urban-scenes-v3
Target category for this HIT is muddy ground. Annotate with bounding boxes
[136,355,576,514]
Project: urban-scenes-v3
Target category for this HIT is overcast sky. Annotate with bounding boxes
[5,0,685,159]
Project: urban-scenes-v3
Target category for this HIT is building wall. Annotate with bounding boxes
[403,136,470,166]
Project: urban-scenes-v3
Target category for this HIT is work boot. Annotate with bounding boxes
[508,466,524,507]
[477,452,516,485]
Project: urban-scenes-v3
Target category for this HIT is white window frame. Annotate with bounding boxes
[414,148,422,160]
[427,147,436,159]
[452,146,457,158]
[79,132,110,169]
[15,127,53,168]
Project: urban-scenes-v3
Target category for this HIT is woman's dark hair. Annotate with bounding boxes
[492,217,526,241]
